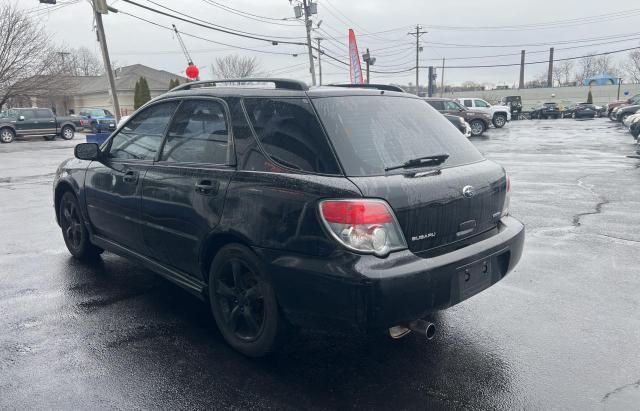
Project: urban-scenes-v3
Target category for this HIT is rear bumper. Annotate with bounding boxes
[257,216,525,330]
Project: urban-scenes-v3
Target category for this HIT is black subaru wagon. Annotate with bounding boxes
[54,79,524,357]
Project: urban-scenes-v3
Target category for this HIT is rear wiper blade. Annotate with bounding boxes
[384,154,450,172]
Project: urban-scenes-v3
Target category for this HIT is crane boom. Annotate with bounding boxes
[172,24,194,67]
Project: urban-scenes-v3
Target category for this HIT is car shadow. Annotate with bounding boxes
[61,253,520,409]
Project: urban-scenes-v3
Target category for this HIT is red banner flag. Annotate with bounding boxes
[348,29,364,84]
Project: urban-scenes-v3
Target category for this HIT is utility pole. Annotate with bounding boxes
[301,0,317,86]
[93,0,121,121]
[617,78,623,100]
[440,57,445,97]
[315,37,323,85]
[408,25,426,95]
[427,66,434,97]
[547,47,554,88]
[362,48,376,84]
[519,50,526,89]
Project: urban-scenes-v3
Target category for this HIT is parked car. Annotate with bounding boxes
[631,119,640,139]
[444,113,471,137]
[424,98,492,136]
[623,112,640,128]
[498,96,523,118]
[562,103,597,119]
[456,97,511,128]
[53,79,525,357]
[531,102,560,119]
[78,107,116,133]
[613,105,640,123]
[606,93,640,118]
[0,107,84,143]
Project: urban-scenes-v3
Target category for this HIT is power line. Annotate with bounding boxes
[118,10,306,56]
[141,0,306,40]
[200,0,303,27]
[120,0,307,45]
[424,8,640,31]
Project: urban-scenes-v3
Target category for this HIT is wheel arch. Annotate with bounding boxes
[54,181,75,226]
[0,125,16,135]
[199,231,254,284]
[60,122,76,131]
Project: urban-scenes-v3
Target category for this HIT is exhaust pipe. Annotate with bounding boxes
[408,319,436,340]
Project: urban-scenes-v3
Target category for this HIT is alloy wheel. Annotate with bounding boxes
[214,258,266,342]
[494,115,506,127]
[470,121,484,136]
[61,197,83,250]
[0,129,14,143]
[62,127,74,140]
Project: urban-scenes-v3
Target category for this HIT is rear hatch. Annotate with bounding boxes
[312,94,507,254]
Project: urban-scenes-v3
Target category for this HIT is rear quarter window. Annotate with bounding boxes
[243,98,341,175]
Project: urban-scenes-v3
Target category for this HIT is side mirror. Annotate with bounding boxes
[18,115,25,121]
[74,143,101,161]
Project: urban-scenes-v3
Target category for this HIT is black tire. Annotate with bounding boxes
[469,120,485,136]
[632,125,640,139]
[621,113,632,123]
[208,244,287,357]
[492,114,507,128]
[609,111,617,121]
[0,127,15,143]
[61,125,75,140]
[44,135,56,141]
[59,191,102,260]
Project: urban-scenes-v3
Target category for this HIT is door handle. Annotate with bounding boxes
[49,120,55,123]
[195,180,218,195]
[122,171,138,183]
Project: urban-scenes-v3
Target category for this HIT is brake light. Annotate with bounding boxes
[501,174,511,218]
[319,199,407,257]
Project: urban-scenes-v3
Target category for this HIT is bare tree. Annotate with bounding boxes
[211,55,261,79]
[593,55,618,76]
[575,54,597,84]
[64,47,103,76]
[623,49,640,83]
[553,60,574,86]
[0,4,66,109]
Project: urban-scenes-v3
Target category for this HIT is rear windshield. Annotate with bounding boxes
[312,96,483,176]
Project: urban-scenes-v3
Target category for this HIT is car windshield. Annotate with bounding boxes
[312,95,484,176]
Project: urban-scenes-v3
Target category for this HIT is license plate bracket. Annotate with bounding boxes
[457,258,493,300]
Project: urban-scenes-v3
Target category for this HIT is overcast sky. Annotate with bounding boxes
[20,0,640,86]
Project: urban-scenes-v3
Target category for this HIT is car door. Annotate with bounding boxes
[462,99,474,109]
[15,110,38,135]
[35,109,57,135]
[141,98,235,278]
[84,101,180,253]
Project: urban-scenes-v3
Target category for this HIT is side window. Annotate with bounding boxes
[475,99,489,108]
[21,110,35,120]
[446,101,462,111]
[243,98,340,174]
[161,100,229,164]
[108,101,178,161]
[427,100,444,111]
[36,109,53,119]
[463,99,473,108]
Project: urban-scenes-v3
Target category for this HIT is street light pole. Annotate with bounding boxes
[93,0,121,121]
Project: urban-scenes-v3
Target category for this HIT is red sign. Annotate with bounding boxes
[186,64,199,80]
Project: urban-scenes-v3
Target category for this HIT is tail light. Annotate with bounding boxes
[501,174,511,218]
[319,199,407,257]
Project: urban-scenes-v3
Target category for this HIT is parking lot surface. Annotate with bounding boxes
[1,121,639,410]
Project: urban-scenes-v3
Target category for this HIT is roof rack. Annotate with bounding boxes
[171,78,309,92]
[327,83,406,93]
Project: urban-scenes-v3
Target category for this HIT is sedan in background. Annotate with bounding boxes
[531,102,560,119]
[614,105,640,123]
[563,103,597,119]
[444,113,471,137]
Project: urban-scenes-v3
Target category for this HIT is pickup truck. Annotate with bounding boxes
[78,107,116,133]
[0,108,87,143]
[456,97,511,128]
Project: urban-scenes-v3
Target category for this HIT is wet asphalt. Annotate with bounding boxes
[0,120,639,410]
